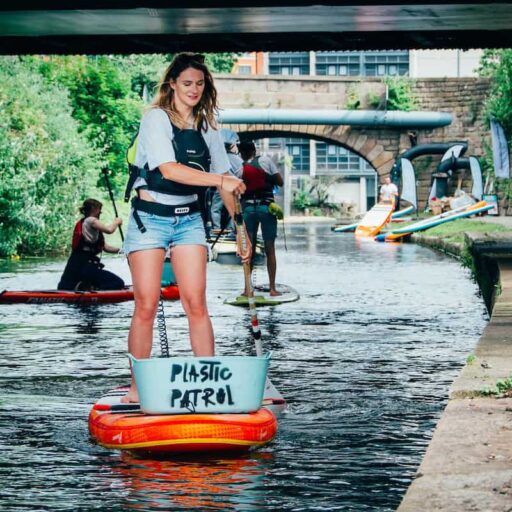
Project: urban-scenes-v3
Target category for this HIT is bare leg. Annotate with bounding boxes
[122,248,165,403]
[171,245,214,356]
[242,227,257,297]
[264,240,281,296]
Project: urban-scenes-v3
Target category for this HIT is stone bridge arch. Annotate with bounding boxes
[216,75,491,209]
[223,125,403,178]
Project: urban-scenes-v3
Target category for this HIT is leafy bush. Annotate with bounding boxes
[37,55,143,194]
[478,50,512,203]
[384,77,418,112]
[0,57,100,256]
[292,189,312,211]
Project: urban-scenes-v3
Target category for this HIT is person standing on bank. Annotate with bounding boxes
[122,53,250,404]
[379,175,399,205]
[238,141,284,297]
[58,198,124,291]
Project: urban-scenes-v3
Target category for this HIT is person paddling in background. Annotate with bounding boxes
[238,141,284,297]
[122,53,250,404]
[210,128,244,232]
[379,175,399,205]
[58,198,124,291]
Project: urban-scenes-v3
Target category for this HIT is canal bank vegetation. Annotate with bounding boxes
[415,218,510,245]
[409,218,512,314]
[0,53,236,258]
[479,50,512,210]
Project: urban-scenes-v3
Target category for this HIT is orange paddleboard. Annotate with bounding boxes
[355,202,395,237]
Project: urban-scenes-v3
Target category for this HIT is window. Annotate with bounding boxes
[364,51,409,77]
[237,65,252,75]
[316,142,366,175]
[269,137,310,173]
[269,52,310,75]
[316,51,409,77]
[316,51,362,76]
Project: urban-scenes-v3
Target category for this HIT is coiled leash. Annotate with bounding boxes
[102,168,170,356]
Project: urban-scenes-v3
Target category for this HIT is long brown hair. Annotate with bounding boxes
[152,53,218,131]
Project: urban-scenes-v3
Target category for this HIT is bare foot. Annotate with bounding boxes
[269,289,282,297]
[121,388,139,403]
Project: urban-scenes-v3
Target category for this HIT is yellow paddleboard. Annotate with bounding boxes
[355,202,395,237]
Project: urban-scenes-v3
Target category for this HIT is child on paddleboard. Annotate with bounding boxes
[122,53,251,403]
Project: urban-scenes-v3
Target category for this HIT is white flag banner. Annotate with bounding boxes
[400,158,417,209]
[491,118,510,179]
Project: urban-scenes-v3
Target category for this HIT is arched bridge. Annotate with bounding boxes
[215,75,491,209]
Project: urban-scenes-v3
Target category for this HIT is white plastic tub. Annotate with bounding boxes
[128,353,270,415]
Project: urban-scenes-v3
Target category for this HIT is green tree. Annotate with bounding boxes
[478,50,512,203]
[112,53,238,99]
[0,57,100,256]
[384,77,418,112]
[479,50,512,137]
[205,53,239,73]
[38,55,143,193]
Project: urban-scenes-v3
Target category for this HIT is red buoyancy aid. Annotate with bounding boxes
[242,158,274,201]
[72,219,105,255]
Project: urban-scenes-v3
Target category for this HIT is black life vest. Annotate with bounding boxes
[124,117,211,202]
[242,158,275,202]
[71,219,105,255]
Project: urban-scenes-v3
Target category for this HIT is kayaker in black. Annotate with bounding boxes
[58,198,125,291]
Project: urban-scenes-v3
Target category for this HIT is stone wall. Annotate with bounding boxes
[215,75,492,209]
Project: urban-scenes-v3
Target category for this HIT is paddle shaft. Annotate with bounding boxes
[234,197,263,356]
[102,168,124,242]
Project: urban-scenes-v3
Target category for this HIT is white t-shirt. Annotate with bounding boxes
[134,108,230,205]
[380,183,398,200]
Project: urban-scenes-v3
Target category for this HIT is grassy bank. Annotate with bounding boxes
[418,219,510,244]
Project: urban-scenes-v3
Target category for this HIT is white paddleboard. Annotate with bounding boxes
[224,283,300,307]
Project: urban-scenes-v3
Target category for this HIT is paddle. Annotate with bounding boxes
[233,197,263,356]
[233,196,286,413]
[102,168,124,242]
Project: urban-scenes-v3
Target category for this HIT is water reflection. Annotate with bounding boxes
[112,452,269,511]
[0,224,488,511]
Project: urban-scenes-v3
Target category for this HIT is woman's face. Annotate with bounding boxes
[170,67,205,111]
[91,206,102,218]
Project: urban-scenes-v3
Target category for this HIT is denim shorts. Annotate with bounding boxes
[243,203,277,241]
[124,210,208,254]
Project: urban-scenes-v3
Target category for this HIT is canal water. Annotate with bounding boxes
[0,223,487,511]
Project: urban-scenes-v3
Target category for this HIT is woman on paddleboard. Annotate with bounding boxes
[238,141,283,297]
[122,53,251,403]
[58,198,124,291]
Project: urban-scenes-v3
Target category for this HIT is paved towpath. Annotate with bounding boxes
[398,252,512,511]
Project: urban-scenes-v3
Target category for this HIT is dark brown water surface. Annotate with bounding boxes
[0,224,487,511]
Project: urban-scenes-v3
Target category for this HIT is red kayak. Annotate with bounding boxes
[0,285,179,304]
